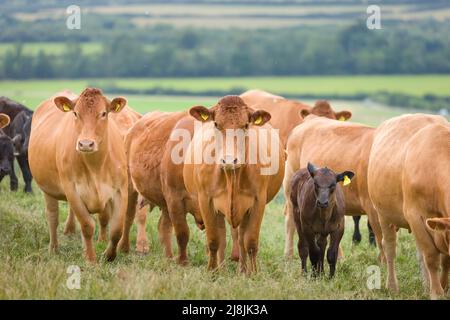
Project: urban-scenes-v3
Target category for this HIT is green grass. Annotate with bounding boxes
[0,178,430,299]
[0,42,104,56]
[2,76,450,102]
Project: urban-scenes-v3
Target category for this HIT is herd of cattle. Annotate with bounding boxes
[0,88,448,299]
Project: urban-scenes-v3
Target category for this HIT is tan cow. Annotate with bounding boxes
[367,114,449,299]
[284,115,384,261]
[60,98,150,253]
[122,110,208,264]
[183,96,285,273]
[29,88,130,263]
[240,89,352,146]
[0,113,10,129]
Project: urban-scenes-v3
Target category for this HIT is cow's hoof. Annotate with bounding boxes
[136,240,150,255]
[352,235,362,244]
[103,250,117,262]
[177,257,189,266]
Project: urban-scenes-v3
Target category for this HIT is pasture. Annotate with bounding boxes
[0,79,442,299]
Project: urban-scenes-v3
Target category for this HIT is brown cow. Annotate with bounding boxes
[284,115,384,261]
[60,99,149,253]
[240,89,352,147]
[183,96,285,273]
[0,113,10,129]
[367,114,449,299]
[289,163,353,278]
[29,88,130,263]
[121,110,208,264]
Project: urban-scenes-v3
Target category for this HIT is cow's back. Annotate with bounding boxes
[367,114,448,226]
[126,110,187,208]
[286,116,374,214]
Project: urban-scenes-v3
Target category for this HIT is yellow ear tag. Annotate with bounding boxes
[339,116,346,121]
[115,103,121,112]
[62,104,71,112]
[254,115,263,125]
[343,175,351,186]
[200,112,209,121]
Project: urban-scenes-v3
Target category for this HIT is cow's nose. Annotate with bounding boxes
[317,201,329,208]
[77,139,96,152]
[220,156,241,170]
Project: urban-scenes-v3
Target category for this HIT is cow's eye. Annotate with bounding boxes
[214,122,218,129]
[73,112,78,118]
[100,111,107,118]
[244,123,249,130]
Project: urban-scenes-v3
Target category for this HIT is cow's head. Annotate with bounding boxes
[53,88,126,154]
[11,112,32,156]
[426,217,450,256]
[189,95,271,170]
[301,100,352,121]
[307,162,354,209]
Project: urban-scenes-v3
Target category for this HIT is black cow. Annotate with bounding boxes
[0,97,33,192]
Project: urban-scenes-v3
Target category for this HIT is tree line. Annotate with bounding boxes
[1,19,450,79]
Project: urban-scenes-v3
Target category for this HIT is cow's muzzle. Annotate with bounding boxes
[220,156,242,170]
[77,139,97,153]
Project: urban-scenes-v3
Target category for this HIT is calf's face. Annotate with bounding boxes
[53,89,126,154]
[307,162,354,208]
[189,96,271,170]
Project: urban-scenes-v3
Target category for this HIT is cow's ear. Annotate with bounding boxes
[300,109,310,119]
[189,106,212,122]
[250,110,271,126]
[307,162,317,178]
[54,96,74,112]
[426,218,450,233]
[0,113,10,129]
[335,111,352,121]
[109,97,127,113]
[336,171,355,186]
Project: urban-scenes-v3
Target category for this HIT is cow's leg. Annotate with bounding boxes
[407,211,445,299]
[63,207,76,235]
[118,187,138,253]
[317,235,327,276]
[367,207,385,263]
[135,202,150,254]
[327,227,344,278]
[230,227,239,262]
[284,203,296,258]
[308,239,321,277]
[298,237,309,275]
[368,221,376,246]
[352,216,362,244]
[158,208,173,258]
[242,200,266,275]
[97,211,109,242]
[9,162,18,191]
[66,194,96,263]
[379,216,398,293]
[17,155,32,193]
[44,193,59,253]
[198,195,219,271]
[238,215,250,274]
[104,192,126,262]
[440,254,450,293]
[167,199,190,265]
[217,214,226,268]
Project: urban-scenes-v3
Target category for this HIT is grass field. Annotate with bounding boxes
[0,77,447,299]
[0,178,428,299]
